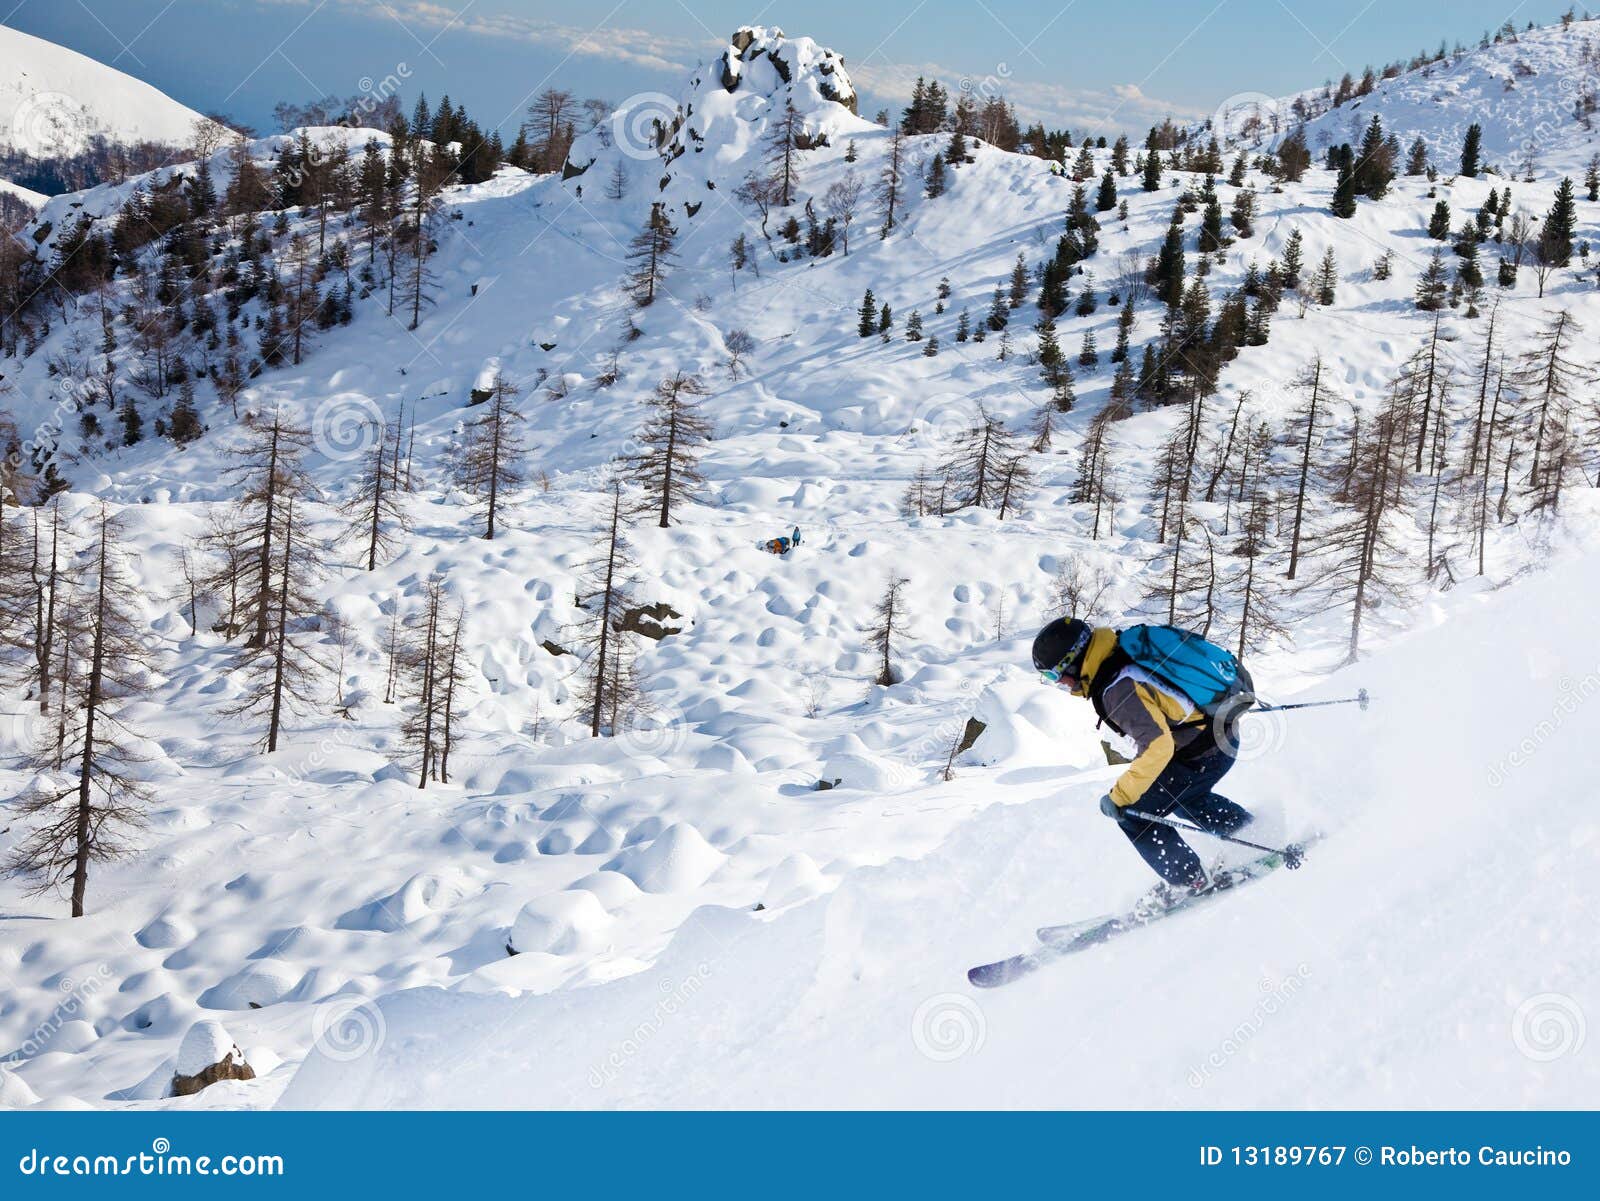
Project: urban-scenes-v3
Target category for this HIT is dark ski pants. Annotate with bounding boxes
[1116,749,1252,886]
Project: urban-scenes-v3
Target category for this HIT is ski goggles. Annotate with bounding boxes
[1038,628,1093,687]
[1039,661,1078,688]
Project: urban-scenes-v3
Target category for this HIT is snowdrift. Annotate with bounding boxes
[283,538,1600,1108]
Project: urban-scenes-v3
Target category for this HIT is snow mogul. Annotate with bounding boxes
[1031,616,1258,894]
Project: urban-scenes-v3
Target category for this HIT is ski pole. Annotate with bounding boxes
[1256,687,1370,714]
[1122,809,1307,869]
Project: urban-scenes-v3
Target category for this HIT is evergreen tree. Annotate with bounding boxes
[1199,196,1226,252]
[1459,122,1482,177]
[1540,176,1578,267]
[1230,188,1256,237]
[906,310,924,341]
[1312,248,1339,304]
[1406,136,1429,175]
[1414,249,1450,310]
[1427,199,1453,240]
[1095,169,1117,212]
[1142,145,1162,191]
[924,153,947,198]
[1354,114,1393,198]
[857,288,877,337]
[1331,154,1358,217]
[1078,328,1098,368]
[986,282,1009,331]
[1281,228,1305,289]
[1008,253,1029,307]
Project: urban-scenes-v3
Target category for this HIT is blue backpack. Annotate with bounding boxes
[1117,624,1254,717]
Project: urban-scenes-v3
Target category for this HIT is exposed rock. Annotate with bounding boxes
[956,717,986,755]
[171,1021,254,1097]
[618,601,684,640]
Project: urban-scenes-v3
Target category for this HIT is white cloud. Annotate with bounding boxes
[256,0,709,75]
[849,60,1205,136]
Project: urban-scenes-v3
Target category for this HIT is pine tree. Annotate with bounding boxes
[1111,298,1134,363]
[1142,145,1162,191]
[1281,228,1305,289]
[224,411,319,649]
[1078,328,1099,367]
[626,372,713,528]
[1282,356,1336,579]
[1330,154,1358,218]
[224,496,327,753]
[940,408,1022,510]
[1095,169,1117,212]
[763,100,803,207]
[1414,249,1450,310]
[3,505,152,916]
[1406,136,1429,175]
[857,288,877,337]
[987,282,1009,331]
[924,153,947,198]
[1354,114,1393,199]
[1230,187,1255,237]
[455,381,528,538]
[1036,316,1065,385]
[876,130,905,237]
[345,412,409,571]
[1305,391,1413,662]
[1459,122,1482,177]
[1427,199,1452,240]
[1540,176,1578,267]
[1586,154,1599,202]
[1514,310,1584,499]
[905,310,924,341]
[1154,220,1186,308]
[627,203,677,306]
[954,309,970,342]
[1312,248,1339,304]
[575,482,642,737]
[866,573,910,686]
[1008,253,1029,308]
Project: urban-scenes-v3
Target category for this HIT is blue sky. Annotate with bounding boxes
[3,0,1574,139]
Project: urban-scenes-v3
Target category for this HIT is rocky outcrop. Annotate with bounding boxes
[170,1021,254,1097]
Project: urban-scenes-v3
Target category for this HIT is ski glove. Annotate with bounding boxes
[1099,794,1122,819]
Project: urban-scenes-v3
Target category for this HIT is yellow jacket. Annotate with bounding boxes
[1073,627,1206,807]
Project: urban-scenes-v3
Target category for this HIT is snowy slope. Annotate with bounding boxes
[283,531,1600,1108]
[0,22,1597,1111]
[1215,17,1600,177]
[0,24,212,158]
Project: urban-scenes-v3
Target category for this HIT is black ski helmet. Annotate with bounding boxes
[1032,617,1093,676]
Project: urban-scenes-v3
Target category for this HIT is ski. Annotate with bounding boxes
[968,838,1320,989]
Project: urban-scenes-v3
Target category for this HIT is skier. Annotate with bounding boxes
[1031,616,1254,895]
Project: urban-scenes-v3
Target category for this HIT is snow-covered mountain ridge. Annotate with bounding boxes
[0,22,212,159]
[0,19,1596,1111]
[1213,16,1600,177]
